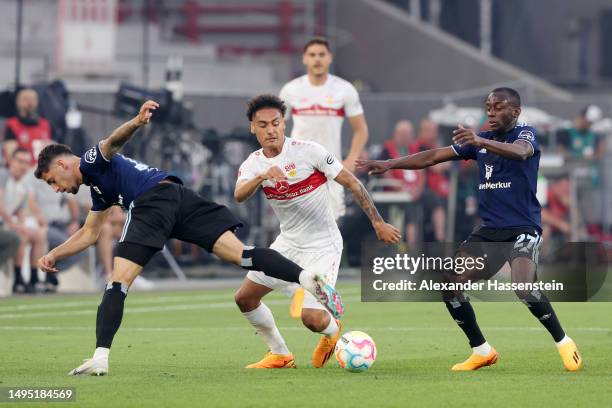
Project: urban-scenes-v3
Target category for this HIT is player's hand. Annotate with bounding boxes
[261,166,287,184]
[134,100,159,126]
[355,159,391,175]
[452,124,485,147]
[373,221,401,244]
[38,253,59,273]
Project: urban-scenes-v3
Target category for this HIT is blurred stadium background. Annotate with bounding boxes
[0,0,611,295]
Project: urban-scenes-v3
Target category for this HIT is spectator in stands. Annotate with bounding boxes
[379,120,425,244]
[414,118,448,241]
[3,88,55,165]
[557,105,604,161]
[0,148,48,293]
[541,177,572,252]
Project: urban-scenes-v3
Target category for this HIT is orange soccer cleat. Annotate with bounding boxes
[451,347,499,371]
[245,352,296,369]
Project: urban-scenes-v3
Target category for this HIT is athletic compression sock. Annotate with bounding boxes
[520,290,566,342]
[242,303,290,355]
[444,297,486,348]
[241,246,303,283]
[96,282,128,348]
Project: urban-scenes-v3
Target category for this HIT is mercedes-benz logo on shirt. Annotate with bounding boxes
[85,147,97,163]
[275,180,289,192]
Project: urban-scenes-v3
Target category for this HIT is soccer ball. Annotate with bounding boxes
[334,331,377,372]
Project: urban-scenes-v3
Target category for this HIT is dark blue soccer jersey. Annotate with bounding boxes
[452,125,542,231]
[79,143,168,211]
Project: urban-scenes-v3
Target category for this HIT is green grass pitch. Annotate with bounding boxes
[1,283,611,407]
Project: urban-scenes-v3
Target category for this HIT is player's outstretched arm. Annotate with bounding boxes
[356,146,457,175]
[334,169,401,244]
[234,165,286,203]
[99,100,159,160]
[38,208,111,273]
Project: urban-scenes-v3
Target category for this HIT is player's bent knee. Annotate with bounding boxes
[234,289,260,312]
[301,309,328,332]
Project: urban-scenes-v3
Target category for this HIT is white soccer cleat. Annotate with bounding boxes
[68,358,108,376]
[299,269,344,319]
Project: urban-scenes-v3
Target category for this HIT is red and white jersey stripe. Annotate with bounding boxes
[237,138,343,251]
[280,74,364,160]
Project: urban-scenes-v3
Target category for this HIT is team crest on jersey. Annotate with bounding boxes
[285,163,297,177]
[85,147,97,163]
[484,164,494,180]
[518,130,535,142]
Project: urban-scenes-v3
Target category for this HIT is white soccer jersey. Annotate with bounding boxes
[237,138,343,252]
[279,74,364,161]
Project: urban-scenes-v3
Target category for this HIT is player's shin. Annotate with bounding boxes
[443,294,487,349]
[241,246,302,283]
[240,246,344,318]
[96,282,128,351]
[517,290,565,342]
[242,303,290,356]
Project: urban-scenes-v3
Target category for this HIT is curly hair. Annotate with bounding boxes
[246,94,287,121]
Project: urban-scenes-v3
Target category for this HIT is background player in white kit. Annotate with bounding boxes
[280,37,370,316]
[234,95,399,369]
[280,36,368,219]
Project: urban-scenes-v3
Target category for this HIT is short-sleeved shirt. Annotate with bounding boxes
[279,74,364,160]
[79,143,168,211]
[0,169,32,217]
[451,125,542,231]
[237,138,343,251]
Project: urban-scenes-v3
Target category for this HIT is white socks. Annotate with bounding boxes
[556,335,572,347]
[472,341,492,356]
[320,316,339,338]
[243,303,290,356]
[93,347,110,360]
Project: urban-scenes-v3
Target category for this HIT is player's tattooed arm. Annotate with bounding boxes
[100,100,159,159]
[356,147,457,175]
[234,165,286,203]
[335,170,401,244]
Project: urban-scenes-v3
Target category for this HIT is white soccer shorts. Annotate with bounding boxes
[246,238,342,310]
